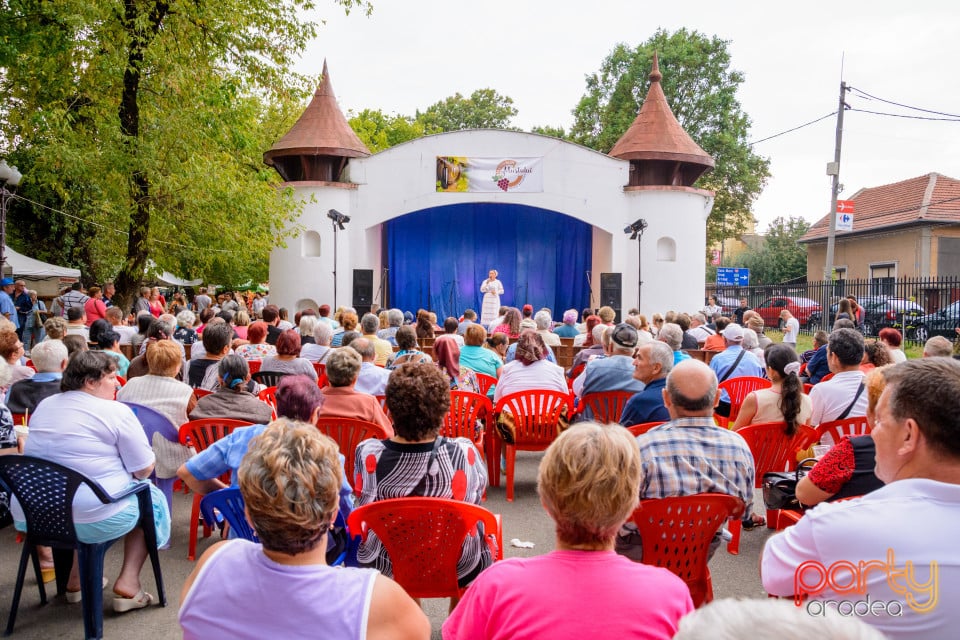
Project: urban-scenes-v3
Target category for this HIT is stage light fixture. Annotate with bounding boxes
[327,209,350,230]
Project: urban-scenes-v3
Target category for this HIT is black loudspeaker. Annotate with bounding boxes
[600,272,622,323]
[352,269,374,314]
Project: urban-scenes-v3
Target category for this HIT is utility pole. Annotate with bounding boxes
[823,80,848,330]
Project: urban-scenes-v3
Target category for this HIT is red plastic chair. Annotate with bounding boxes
[257,386,279,417]
[179,418,254,560]
[715,376,771,428]
[626,421,665,437]
[493,390,574,501]
[443,391,491,453]
[566,363,585,391]
[192,388,212,401]
[475,373,497,397]
[115,375,126,387]
[727,421,819,554]
[803,383,814,395]
[247,359,262,375]
[23,359,35,372]
[816,416,871,445]
[314,417,390,490]
[313,362,328,388]
[575,390,635,424]
[820,372,835,382]
[10,413,27,427]
[347,497,502,599]
[630,494,745,607]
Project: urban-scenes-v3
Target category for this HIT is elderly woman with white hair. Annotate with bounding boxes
[656,322,690,366]
[443,423,693,639]
[300,316,333,363]
[742,328,765,367]
[534,310,560,347]
[174,309,198,346]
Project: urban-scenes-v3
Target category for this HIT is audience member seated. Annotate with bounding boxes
[98,329,130,377]
[130,312,153,353]
[656,322,690,366]
[617,359,758,559]
[923,335,952,358]
[360,313,394,366]
[762,358,960,639]
[332,311,358,347]
[878,327,907,364]
[458,324,502,379]
[494,331,566,403]
[573,314,600,347]
[443,317,465,346]
[386,325,431,370]
[301,319,333,364]
[709,323,765,418]
[107,307,137,346]
[377,308,404,345]
[318,349,393,435]
[533,310,560,347]
[434,336,479,393]
[188,322,235,390]
[13,351,170,610]
[795,366,887,507]
[234,321,276,361]
[7,339,67,415]
[261,304,284,345]
[570,323,606,372]
[552,309,580,339]
[0,331,33,391]
[702,317,729,352]
[350,338,392,396]
[443,422,693,639]
[573,323,643,402]
[125,317,186,380]
[62,334,88,358]
[259,330,318,382]
[801,330,830,383]
[65,306,90,340]
[860,338,892,372]
[490,307,521,340]
[42,315,68,343]
[117,340,196,481]
[189,355,274,424]
[732,343,811,430]
[355,363,489,586]
[173,310,198,346]
[619,341,673,427]
[809,328,867,430]
[179,420,429,640]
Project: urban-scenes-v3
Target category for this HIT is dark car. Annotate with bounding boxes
[753,297,821,329]
[912,301,960,343]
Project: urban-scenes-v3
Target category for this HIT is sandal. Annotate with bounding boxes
[742,515,766,531]
[65,577,109,603]
[112,589,153,613]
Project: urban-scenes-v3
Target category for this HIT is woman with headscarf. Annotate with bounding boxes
[434,336,480,393]
[493,330,566,402]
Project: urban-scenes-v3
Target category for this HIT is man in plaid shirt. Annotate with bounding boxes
[616,359,756,561]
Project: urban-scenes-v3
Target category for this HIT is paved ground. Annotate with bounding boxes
[0,450,776,639]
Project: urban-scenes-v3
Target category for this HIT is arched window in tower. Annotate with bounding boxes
[656,237,677,262]
[302,230,322,257]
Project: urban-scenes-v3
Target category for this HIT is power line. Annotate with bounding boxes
[848,86,960,119]
[847,108,960,122]
[10,192,233,253]
[748,112,837,145]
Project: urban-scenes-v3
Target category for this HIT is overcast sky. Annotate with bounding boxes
[296,0,959,234]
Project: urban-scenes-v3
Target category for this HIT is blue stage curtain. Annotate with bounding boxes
[385,203,592,321]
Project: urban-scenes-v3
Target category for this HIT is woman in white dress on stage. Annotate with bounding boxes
[480,270,504,327]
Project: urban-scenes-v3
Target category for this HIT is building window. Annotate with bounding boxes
[833,267,847,297]
[656,237,676,262]
[302,231,321,257]
[870,263,896,296]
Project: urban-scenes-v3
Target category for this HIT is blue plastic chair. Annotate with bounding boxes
[200,487,351,566]
[121,402,181,513]
[0,455,166,639]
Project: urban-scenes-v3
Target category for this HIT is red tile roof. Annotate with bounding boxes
[263,60,370,166]
[800,173,960,242]
[607,53,714,172]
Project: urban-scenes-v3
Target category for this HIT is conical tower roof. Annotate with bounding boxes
[264,60,370,168]
[608,54,714,178]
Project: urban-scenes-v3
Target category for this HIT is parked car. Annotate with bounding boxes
[912,301,960,343]
[753,297,821,330]
[712,294,742,314]
[807,297,924,336]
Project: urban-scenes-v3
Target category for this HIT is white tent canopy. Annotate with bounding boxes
[146,261,201,287]
[2,245,80,279]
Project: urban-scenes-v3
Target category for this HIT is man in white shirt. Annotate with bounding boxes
[349,338,391,396]
[809,328,867,428]
[194,287,212,313]
[762,358,960,640]
[780,309,800,348]
[687,313,716,346]
[106,307,137,345]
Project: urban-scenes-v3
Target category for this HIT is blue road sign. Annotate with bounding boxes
[716,268,750,287]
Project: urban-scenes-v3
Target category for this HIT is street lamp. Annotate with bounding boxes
[623,218,648,311]
[327,209,350,309]
[0,160,23,272]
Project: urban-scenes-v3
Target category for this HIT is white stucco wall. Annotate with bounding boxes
[269,129,713,318]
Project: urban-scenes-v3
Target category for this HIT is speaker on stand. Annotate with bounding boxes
[352,269,374,316]
[600,273,622,323]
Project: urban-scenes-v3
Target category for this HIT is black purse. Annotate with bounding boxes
[762,458,818,511]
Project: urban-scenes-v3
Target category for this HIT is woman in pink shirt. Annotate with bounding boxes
[83,286,108,326]
[443,422,694,640]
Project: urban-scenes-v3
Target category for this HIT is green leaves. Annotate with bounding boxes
[735,216,811,285]
[415,88,518,133]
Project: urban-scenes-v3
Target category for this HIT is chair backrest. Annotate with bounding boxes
[578,390,635,424]
[820,372,835,382]
[121,402,179,444]
[116,375,127,387]
[494,390,573,447]
[179,418,253,451]
[475,373,497,396]
[199,487,258,542]
[247,359,262,375]
[10,413,27,427]
[192,388,212,400]
[314,417,390,488]
[443,391,491,448]
[816,416,871,444]
[736,421,819,486]
[257,386,279,412]
[625,421,665,437]
[0,456,114,546]
[312,362,327,387]
[630,494,745,607]
[717,376,772,425]
[347,497,500,598]
[251,370,288,387]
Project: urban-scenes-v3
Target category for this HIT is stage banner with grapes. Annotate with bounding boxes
[435,157,543,193]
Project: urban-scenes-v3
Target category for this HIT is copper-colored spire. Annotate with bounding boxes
[608,53,714,186]
[264,60,370,175]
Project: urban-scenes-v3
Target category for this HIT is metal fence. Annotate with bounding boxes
[707,277,960,344]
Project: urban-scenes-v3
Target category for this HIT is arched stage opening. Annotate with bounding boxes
[384,203,593,321]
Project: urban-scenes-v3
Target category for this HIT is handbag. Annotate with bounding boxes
[762,458,818,511]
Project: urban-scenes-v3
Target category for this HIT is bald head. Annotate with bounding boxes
[664,359,719,418]
[349,337,376,362]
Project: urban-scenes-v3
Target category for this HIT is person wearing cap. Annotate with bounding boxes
[13,281,31,339]
[708,323,765,418]
[553,309,580,339]
[0,278,19,331]
[573,323,645,418]
[519,304,536,332]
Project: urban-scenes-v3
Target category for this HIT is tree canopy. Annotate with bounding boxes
[348,109,427,153]
[0,0,368,306]
[734,216,810,285]
[415,88,518,132]
[570,28,770,250]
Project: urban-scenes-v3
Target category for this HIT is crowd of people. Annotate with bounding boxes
[1,278,958,639]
